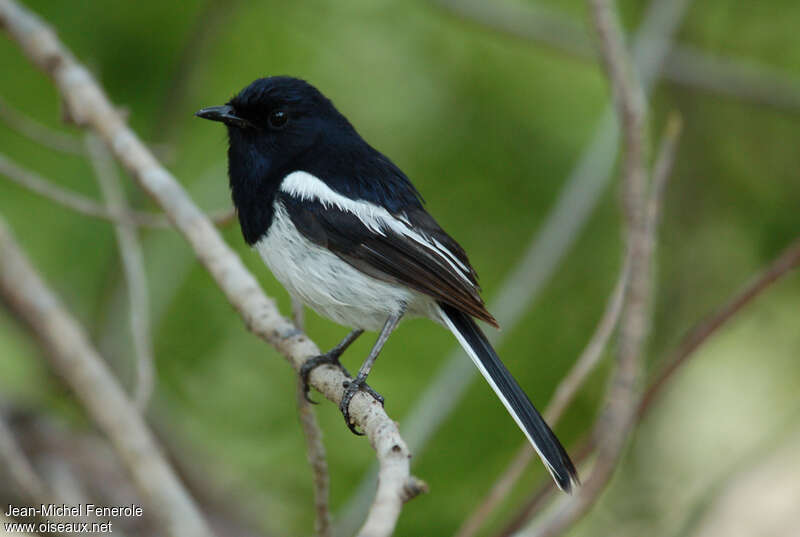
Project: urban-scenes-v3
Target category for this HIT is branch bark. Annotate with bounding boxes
[0,1,419,534]
[292,297,333,537]
[0,215,215,537]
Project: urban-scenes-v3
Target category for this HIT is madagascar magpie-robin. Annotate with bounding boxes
[196,76,578,492]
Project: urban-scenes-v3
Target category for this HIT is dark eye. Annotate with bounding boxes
[268,109,289,129]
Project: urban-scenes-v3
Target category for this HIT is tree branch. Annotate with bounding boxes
[499,241,798,537]
[0,94,84,154]
[0,152,235,228]
[455,251,630,537]
[432,0,800,112]
[0,1,420,534]
[516,1,656,535]
[87,133,155,411]
[639,234,800,416]
[292,297,333,537]
[0,215,215,537]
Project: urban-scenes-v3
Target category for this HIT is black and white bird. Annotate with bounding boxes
[196,76,578,492]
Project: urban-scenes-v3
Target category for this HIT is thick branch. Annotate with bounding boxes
[0,1,419,534]
[0,216,214,537]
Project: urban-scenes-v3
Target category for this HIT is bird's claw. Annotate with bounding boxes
[340,378,384,435]
[299,351,350,404]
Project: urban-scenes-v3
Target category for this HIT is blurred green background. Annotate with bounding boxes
[1,0,799,536]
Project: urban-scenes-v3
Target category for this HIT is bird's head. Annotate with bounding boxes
[196,76,352,179]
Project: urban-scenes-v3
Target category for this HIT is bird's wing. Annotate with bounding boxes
[278,191,498,327]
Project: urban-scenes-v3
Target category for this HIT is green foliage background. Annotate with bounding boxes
[1,1,799,536]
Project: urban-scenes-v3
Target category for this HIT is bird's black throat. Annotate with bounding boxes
[227,130,283,245]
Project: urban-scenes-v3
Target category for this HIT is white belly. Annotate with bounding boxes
[255,203,435,331]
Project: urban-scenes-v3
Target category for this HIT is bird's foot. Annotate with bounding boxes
[300,351,351,404]
[340,377,384,436]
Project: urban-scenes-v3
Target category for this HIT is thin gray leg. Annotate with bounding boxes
[340,306,405,434]
[300,328,364,403]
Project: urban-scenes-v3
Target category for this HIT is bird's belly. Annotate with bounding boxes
[254,205,430,331]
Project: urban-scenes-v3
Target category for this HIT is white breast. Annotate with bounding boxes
[255,202,433,331]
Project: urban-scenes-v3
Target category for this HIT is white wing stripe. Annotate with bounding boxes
[281,171,473,285]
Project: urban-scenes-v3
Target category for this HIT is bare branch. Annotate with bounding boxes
[291,296,333,537]
[501,243,799,537]
[0,95,84,154]
[639,234,800,417]
[455,252,630,537]
[296,380,333,537]
[87,133,155,411]
[0,1,420,534]
[432,0,800,112]
[513,1,660,534]
[0,152,234,228]
[458,110,683,535]
[647,113,682,230]
[0,216,215,537]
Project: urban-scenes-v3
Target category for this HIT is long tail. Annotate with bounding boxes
[438,302,579,492]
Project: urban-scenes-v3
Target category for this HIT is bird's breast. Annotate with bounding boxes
[254,201,428,331]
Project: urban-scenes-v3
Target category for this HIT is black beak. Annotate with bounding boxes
[194,105,255,129]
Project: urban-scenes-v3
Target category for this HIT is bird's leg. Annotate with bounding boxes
[300,328,364,403]
[340,306,405,435]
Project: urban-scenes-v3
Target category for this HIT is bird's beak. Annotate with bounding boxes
[194,105,255,129]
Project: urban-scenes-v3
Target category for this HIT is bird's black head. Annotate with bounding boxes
[196,76,352,177]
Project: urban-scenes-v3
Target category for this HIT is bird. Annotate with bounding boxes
[195,76,578,492]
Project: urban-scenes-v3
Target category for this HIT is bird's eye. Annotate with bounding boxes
[268,109,289,129]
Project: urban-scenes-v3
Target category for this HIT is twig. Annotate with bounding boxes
[296,380,333,537]
[515,1,660,534]
[0,2,421,534]
[336,0,690,531]
[461,115,681,537]
[0,95,84,154]
[455,252,631,537]
[432,0,800,112]
[501,241,799,537]
[639,234,800,416]
[0,152,235,228]
[87,134,155,411]
[292,296,333,537]
[0,216,215,537]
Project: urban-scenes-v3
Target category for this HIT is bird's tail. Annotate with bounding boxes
[438,302,579,492]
